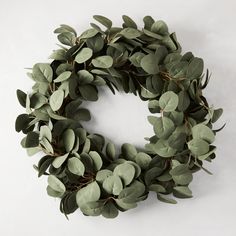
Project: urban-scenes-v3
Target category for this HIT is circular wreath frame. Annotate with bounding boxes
[15,15,223,219]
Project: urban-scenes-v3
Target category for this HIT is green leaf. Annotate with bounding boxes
[75,47,93,64]
[178,91,190,111]
[79,84,98,101]
[47,175,65,194]
[63,129,75,152]
[198,146,216,160]
[86,34,104,53]
[39,125,52,142]
[169,164,189,176]
[153,117,175,139]
[102,175,123,195]
[49,90,64,111]
[33,63,53,82]
[122,15,137,29]
[148,139,177,157]
[92,56,113,68]
[129,52,145,67]
[106,142,116,160]
[40,137,54,154]
[119,28,141,39]
[93,15,112,29]
[211,108,223,123]
[80,201,104,216]
[49,49,66,61]
[173,173,193,185]
[121,143,137,161]
[57,32,76,46]
[168,132,186,150]
[102,202,119,218]
[192,124,215,143]
[76,181,100,207]
[89,151,103,171]
[140,53,159,74]
[157,194,177,204]
[174,186,192,197]
[151,20,169,35]
[159,91,179,112]
[80,28,98,39]
[30,93,47,109]
[52,153,69,168]
[68,156,85,176]
[188,138,210,156]
[54,71,71,82]
[16,89,26,108]
[149,184,166,193]
[96,169,113,183]
[77,70,94,84]
[25,131,39,148]
[135,152,152,169]
[186,57,204,79]
[15,114,32,133]
[113,163,135,186]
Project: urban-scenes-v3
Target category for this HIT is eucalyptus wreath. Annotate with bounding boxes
[15,15,224,219]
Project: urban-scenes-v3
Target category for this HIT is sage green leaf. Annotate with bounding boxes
[96,169,113,183]
[174,186,192,197]
[159,91,179,112]
[52,153,69,168]
[122,15,137,29]
[151,20,169,35]
[102,175,123,195]
[106,142,116,160]
[92,56,113,68]
[79,84,98,101]
[186,57,204,79]
[188,138,210,156]
[140,54,159,74]
[198,146,216,160]
[93,15,112,29]
[15,114,31,133]
[102,202,118,218]
[135,152,152,169]
[170,164,189,176]
[211,108,223,123]
[141,87,158,98]
[121,143,137,161]
[54,71,71,82]
[150,139,177,157]
[47,186,63,198]
[77,70,94,84]
[47,175,65,194]
[80,201,104,216]
[25,131,39,148]
[168,132,186,150]
[80,28,98,39]
[89,151,103,171]
[16,89,26,108]
[39,125,52,142]
[115,199,137,210]
[71,108,91,121]
[40,137,54,154]
[113,163,135,186]
[68,156,85,176]
[75,47,93,64]
[178,90,190,111]
[63,129,75,152]
[54,24,77,36]
[57,32,76,46]
[157,194,177,204]
[120,28,141,39]
[173,173,193,185]
[149,184,166,193]
[153,117,175,139]
[30,93,47,109]
[86,34,104,53]
[49,90,64,111]
[33,63,53,82]
[49,49,66,61]
[129,52,145,67]
[143,15,155,30]
[76,181,100,207]
[192,124,215,143]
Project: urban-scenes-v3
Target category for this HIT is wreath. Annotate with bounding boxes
[15,15,224,219]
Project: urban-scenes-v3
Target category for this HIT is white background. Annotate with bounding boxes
[0,0,235,235]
